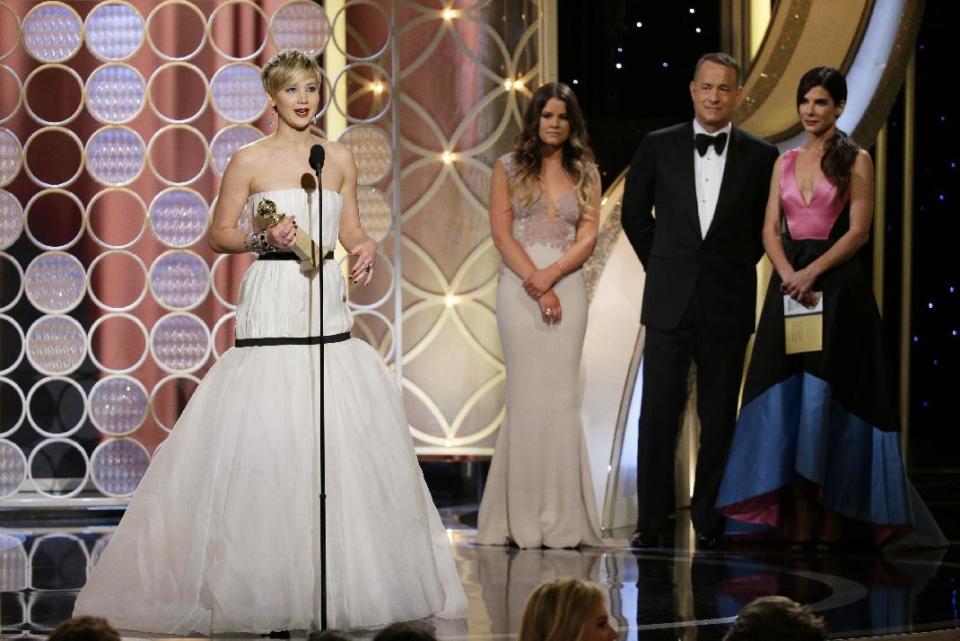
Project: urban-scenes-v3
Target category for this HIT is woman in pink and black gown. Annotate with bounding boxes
[715,67,944,551]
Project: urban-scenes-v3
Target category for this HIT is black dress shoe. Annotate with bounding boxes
[630,529,661,548]
[695,532,723,550]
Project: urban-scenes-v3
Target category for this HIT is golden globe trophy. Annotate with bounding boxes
[255,198,323,275]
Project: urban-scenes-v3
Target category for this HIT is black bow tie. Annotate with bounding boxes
[695,132,728,157]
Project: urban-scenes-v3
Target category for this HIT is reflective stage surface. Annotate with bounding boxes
[2,510,959,640]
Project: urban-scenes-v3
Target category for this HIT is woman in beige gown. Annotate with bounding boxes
[476,82,607,548]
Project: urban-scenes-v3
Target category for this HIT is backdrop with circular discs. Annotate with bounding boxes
[0,0,400,504]
[0,0,547,504]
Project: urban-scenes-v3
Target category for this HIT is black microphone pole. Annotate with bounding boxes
[309,143,327,630]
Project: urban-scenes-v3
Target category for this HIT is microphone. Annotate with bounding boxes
[309,144,325,173]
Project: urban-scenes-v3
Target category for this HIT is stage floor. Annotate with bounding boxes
[1,509,959,640]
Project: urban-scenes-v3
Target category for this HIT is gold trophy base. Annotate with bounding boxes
[289,229,323,275]
[254,197,323,275]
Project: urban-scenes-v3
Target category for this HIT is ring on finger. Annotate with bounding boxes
[363,263,373,273]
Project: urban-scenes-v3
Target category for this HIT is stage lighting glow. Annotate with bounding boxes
[85,126,146,187]
[25,315,86,376]
[23,252,85,314]
[271,0,329,56]
[357,186,392,243]
[210,125,263,177]
[0,440,26,498]
[85,63,146,124]
[22,2,83,63]
[90,438,150,497]
[0,190,23,251]
[84,1,145,62]
[149,250,211,311]
[150,312,212,374]
[0,128,23,188]
[211,62,268,123]
[339,124,392,185]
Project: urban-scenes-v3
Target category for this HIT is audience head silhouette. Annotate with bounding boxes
[724,596,827,641]
[308,631,352,641]
[372,622,438,641]
[47,616,120,641]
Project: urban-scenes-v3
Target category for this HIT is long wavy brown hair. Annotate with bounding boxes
[511,82,597,213]
[796,67,859,195]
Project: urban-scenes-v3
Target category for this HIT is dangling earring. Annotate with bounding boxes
[268,106,276,128]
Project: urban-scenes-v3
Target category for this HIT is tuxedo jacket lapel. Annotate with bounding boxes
[671,123,701,236]
[706,127,750,239]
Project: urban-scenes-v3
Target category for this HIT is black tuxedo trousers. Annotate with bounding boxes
[637,294,749,536]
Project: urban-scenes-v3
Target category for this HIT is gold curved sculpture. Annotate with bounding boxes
[734,0,924,145]
[735,0,874,141]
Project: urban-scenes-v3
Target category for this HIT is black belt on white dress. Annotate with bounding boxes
[234,332,350,347]
[258,251,334,262]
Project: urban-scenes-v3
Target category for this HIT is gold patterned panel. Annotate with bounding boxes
[395,0,545,455]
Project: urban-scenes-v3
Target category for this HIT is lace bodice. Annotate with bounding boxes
[499,153,584,251]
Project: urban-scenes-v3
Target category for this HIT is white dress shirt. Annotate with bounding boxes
[693,120,732,238]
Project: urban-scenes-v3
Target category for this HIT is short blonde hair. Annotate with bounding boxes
[261,49,321,96]
[518,578,605,641]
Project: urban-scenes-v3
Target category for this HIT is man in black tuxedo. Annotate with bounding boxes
[621,52,778,548]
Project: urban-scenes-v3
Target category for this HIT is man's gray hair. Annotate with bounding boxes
[694,52,742,85]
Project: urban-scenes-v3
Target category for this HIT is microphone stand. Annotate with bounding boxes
[315,166,327,631]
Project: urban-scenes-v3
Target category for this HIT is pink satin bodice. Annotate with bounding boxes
[779,148,849,240]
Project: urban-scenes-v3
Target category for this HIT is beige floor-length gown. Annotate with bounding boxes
[476,153,608,549]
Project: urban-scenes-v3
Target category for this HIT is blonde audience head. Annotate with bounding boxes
[518,578,618,641]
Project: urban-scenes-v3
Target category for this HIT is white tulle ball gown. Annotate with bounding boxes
[73,188,467,633]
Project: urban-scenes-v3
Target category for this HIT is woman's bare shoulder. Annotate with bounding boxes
[230,137,277,168]
[318,138,352,161]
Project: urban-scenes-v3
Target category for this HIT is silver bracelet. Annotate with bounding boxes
[247,230,275,255]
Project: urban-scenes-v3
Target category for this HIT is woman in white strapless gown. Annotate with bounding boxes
[73,50,467,634]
